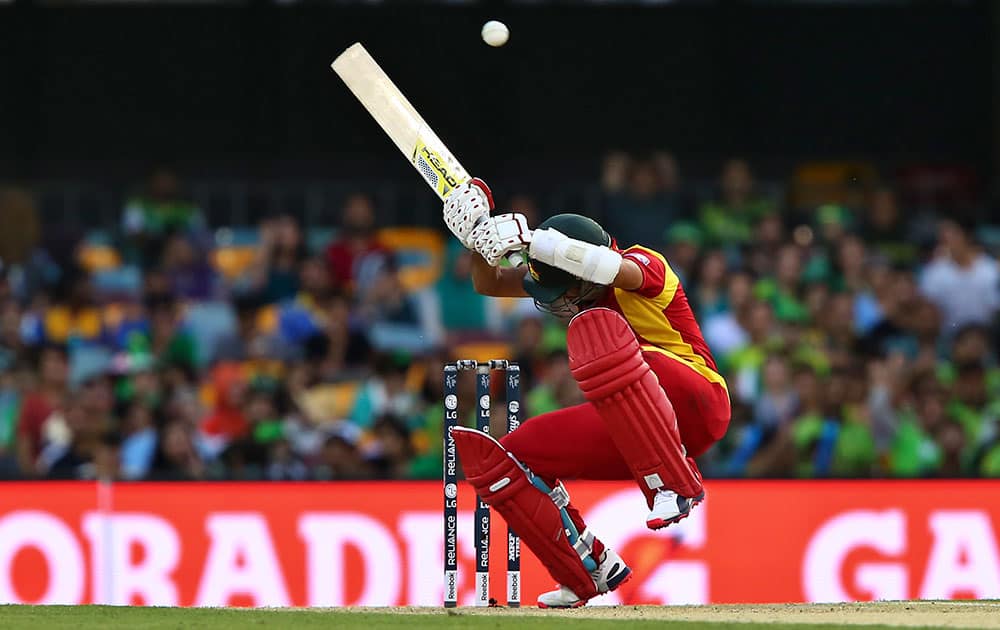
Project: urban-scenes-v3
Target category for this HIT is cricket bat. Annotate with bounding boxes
[332,42,523,264]
[332,42,470,200]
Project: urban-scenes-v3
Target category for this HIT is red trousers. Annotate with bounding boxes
[500,350,730,559]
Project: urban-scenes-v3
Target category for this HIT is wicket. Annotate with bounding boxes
[443,359,521,608]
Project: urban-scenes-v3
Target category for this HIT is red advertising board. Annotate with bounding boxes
[1,480,998,606]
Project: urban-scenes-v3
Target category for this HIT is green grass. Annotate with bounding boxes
[0,606,958,630]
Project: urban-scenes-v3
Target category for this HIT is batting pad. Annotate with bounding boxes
[452,427,599,602]
[567,307,704,502]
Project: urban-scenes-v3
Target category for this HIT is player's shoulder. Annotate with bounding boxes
[621,244,665,265]
[620,244,674,275]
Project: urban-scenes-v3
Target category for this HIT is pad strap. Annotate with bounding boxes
[523,468,597,571]
[573,528,596,563]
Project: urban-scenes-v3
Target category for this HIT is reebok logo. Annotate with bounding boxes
[626,252,651,266]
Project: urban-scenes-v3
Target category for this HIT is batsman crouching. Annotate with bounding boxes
[445,178,731,608]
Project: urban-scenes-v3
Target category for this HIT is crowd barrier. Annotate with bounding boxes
[1,480,998,606]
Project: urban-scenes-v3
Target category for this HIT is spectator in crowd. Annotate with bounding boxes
[862,187,918,267]
[511,316,546,387]
[160,234,219,301]
[436,241,503,338]
[146,293,199,372]
[358,267,439,353]
[351,353,419,430]
[246,214,308,304]
[743,213,788,280]
[4,152,1000,483]
[366,415,415,479]
[663,223,703,286]
[314,432,371,480]
[702,270,753,359]
[265,439,309,481]
[699,159,775,249]
[119,399,158,480]
[754,244,809,324]
[309,290,372,377]
[94,431,124,481]
[727,300,778,402]
[691,250,728,318]
[199,362,248,456]
[15,344,69,476]
[150,419,206,480]
[215,294,263,362]
[122,168,205,270]
[41,374,114,479]
[920,217,1000,333]
[602,151,687,249]
[526,350,584,418]
[325,194,392,294]
[753,355,799,432]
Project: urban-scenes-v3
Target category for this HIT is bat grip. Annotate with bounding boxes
[468,213,526,267]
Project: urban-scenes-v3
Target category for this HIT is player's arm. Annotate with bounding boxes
[528,228,647,290]
[612,259,644,290]
[470,252,530,297]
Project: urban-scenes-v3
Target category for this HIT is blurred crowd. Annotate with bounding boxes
[0,155,998,481]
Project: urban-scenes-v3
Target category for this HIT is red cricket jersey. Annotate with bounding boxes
[596,245,726,389]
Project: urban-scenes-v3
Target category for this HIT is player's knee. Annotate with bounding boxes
[567,307,634,360]
[499,431,533,469]
[568,308,645,398]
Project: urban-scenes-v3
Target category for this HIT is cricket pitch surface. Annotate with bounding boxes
[2,600,998,629]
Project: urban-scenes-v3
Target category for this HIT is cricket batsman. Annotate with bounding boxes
[442,178,731,608]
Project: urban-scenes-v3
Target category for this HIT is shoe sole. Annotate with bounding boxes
[536,565,634,609]
[645,492,705,531]
[537,599,587,609]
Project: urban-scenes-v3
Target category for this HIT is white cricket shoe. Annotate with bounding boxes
[645,489,705,530]
[536,548,632,609]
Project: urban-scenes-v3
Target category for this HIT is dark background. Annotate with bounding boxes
[0,1,994,189]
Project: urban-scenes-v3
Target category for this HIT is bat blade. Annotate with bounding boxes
[332,43,469,200]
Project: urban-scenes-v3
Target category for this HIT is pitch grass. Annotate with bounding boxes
[0,605,964,630]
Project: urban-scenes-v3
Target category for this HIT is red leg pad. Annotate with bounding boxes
[567,307,703,500]
[452,426,599,601]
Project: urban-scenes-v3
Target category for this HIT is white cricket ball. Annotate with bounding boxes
[481,20,509,47]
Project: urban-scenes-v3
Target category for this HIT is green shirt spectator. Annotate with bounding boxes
[122,169,205,268]
[831,409,877,477]
[698,159,775,249]
[887,412,942,477]
[699,200,773,248]
[754,278,809,324]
